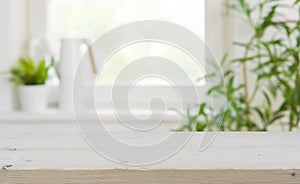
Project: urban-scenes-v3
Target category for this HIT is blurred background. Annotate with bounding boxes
[0,0,299,131]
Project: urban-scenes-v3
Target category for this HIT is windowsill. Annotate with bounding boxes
[0,109,181,123]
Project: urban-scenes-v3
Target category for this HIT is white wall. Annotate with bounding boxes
[0,1,11,70]
[205,0,232,61]
[0,0,28,111]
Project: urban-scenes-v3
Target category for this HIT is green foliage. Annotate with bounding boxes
[9,57,53,86]
[179,0,300,131]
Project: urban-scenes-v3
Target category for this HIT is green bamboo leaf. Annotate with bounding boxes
[263,91,271,107]
[268,114,285,124]
[253,107,265,122]
[232,54,266,63]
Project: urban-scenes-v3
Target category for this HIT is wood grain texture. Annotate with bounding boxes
[1,121,300,183]
[1,170,300,184]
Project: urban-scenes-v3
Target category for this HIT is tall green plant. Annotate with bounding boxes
[179,0,300,131]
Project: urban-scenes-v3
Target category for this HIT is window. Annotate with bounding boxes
[45,0,206,85]
[28,0,207,110]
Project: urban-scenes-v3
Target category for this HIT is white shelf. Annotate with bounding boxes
[0,110,70,122]
[0,109,181,123]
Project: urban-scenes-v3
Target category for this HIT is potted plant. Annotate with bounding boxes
[9,57,52,112]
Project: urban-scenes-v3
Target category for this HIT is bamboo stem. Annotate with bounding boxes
[243,35,255,129]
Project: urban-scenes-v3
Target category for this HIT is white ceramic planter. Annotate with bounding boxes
[18,85,48,112]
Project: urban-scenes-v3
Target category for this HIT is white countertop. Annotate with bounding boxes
[1,121,300,170]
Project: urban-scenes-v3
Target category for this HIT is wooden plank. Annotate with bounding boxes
[1,121,300,183]
[1,170,300,184]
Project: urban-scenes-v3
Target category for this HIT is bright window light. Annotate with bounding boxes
[46,0,205,85]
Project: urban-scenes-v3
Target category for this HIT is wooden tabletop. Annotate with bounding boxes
[1,121,300,183]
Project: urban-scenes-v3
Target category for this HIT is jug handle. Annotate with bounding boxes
[85,40,97,74]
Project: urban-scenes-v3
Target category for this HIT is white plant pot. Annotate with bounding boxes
[18,85,48,112]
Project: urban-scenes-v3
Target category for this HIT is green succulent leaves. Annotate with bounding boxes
[9,57,53,86]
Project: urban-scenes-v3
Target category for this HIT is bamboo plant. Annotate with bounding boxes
[179,0,300,131]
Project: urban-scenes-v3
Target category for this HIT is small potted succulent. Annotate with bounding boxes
[9,57,52,112]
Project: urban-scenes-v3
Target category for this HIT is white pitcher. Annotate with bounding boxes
[59,38,96,112]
